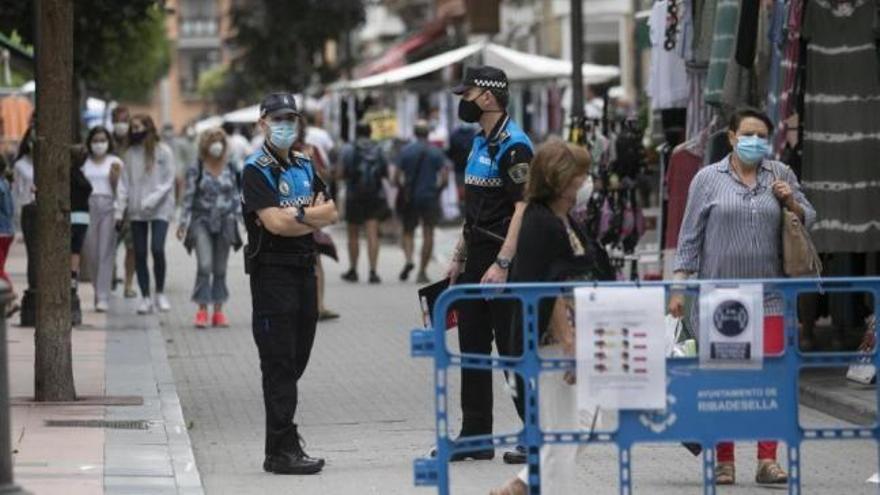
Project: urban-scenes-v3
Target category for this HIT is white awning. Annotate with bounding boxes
[482,44,620,84]
[331,42,620,91]
[332,43,483,91]
[223,104,260,124]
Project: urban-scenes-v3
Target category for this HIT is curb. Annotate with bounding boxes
[798,378,877,427]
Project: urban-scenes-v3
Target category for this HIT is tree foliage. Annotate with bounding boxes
[0,0,170,101]
[223,0,366,108]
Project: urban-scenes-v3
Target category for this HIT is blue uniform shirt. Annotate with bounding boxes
[463,114,534,242]
[241,144,322,256]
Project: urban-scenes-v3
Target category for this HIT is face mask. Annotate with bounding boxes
[734,135,770,166]
[458,97,483,123]
[208,141,225,158]
[268,121,297,150]
[113,122,129,137]
[91,141,109,157]
[130,130,147,144]
[574,176,594,210]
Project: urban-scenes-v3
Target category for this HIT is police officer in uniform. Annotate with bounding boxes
[241,93,339,475]
[446,66,534,464]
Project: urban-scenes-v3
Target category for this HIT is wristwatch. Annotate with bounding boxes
[295,207,307,223]
[494,256,512,269]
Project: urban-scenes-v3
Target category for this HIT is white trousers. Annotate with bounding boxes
[517,345,599,494]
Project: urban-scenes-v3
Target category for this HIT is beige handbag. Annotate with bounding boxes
[771,164,822,277]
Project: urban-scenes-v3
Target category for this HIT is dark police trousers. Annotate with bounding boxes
[456,242,524,436]
[250,263,318,455]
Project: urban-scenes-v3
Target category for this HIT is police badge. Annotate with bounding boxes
[279,180,290,195]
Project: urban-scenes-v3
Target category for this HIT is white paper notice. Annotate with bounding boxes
[575,287,666,411]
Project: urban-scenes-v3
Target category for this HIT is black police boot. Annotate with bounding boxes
[502,444,527,464]
[429,438,495,462]
[263,430,325,475]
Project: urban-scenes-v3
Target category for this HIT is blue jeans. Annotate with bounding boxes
[191,222,231,305]
[131,220,169,297]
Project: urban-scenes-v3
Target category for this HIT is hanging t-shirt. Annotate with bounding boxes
[664,148,702,250]
[647,0,689,110]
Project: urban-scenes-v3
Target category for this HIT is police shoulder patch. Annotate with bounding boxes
[508,162,530,184]
[256,154,274,167]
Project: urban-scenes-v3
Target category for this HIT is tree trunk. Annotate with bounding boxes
[33,0,75,402]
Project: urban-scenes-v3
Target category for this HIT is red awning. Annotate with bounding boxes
[355,18,448,78]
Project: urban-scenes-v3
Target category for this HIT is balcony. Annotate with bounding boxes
[177,16,221,50]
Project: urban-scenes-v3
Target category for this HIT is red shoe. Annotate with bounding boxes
[212,311,229,328]
[194,309,209,328]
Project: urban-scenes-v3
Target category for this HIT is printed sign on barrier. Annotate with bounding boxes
[699,283,764,369]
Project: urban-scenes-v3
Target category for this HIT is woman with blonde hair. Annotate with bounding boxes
[176,127,242,328]
[492,138,612,495]
[116,114,176,314]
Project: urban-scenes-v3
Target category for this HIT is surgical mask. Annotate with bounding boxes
[91,141,109,157]
[574,176,594,210]
[113,122,129,137]
[208,141,224,158]
[130,130,147,144]
[734,135,770,166]
[458,97,483,123]
[268,121,297,150]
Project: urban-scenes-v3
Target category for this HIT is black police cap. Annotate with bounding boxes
[260,92,299,118]
[452,65,509,95]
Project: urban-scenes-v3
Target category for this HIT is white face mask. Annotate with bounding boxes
[113,122,129,137]
[208,141,225,158]
[91,141,109,157]
[574,176,594,209]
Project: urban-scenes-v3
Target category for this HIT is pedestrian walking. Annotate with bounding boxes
[81,126,123,312]
[14,125,37,325]
[443,66,534,464]
[176,127,242,328]
[394,119,449,284]
[293,120,339,321]
[669,108,816,486]
[340,122,389,284]
[116,114,176,314]
[111,105,137,298]
[0,154,15,298]
[490,139,613,495]
[70,145,93,325]
[241,92,338,474]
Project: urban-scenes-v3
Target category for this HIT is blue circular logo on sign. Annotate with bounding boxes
[713,300,749,337]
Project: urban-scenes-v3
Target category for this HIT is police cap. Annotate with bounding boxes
[452,66,509,95]
[260,92,299,119]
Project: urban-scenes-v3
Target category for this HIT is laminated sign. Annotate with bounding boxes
[699,284,764,369]
[575,287,666,411]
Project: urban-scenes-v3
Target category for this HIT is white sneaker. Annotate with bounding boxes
[156,293,171,312]
[137,297,153,314]
[95,299,109,313]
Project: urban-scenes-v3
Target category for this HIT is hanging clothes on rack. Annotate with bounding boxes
[773,0,807,156]
[705,0,741,105]
[801,0,880,254]
[648,0,690,110]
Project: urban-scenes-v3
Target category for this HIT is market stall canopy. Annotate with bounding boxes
[331,43,620,91]
[223,104,260,124]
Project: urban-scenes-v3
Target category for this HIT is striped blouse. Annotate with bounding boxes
[673,155,816,313]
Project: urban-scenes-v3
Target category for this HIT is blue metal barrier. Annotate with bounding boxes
[410,277,880,494]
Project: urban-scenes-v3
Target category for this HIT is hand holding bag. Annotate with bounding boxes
[770,164,822,278]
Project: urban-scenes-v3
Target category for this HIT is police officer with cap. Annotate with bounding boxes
[241,92,338,474]
[446,66,534,464]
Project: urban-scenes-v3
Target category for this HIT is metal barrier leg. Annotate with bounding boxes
[618,447,632,495]
[788,444,801,495]
[701,447,716,495]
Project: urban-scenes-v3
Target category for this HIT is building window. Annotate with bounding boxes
[179,48,220,95]
[179,0,218,38]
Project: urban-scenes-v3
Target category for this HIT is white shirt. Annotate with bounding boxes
[82,155,123,197]
[13,155,34,207]
[227,133,251,171]
[305,126,334,165]
[646,0,689,110]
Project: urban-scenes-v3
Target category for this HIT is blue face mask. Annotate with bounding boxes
[734,135,770,165]
[268,120,297,150]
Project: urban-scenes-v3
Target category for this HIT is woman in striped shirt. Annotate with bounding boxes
[669,108,815,486]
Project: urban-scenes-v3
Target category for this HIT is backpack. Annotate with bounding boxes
[348,142,385,200]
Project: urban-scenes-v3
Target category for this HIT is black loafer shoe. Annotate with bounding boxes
[502,445,527,465]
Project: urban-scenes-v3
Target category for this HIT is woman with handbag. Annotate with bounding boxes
[176,127,242,328]
[82,126,124,312]
[669,108,816,486]
[491,139,613,495]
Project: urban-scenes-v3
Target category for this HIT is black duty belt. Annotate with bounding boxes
[255,251,316,267]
